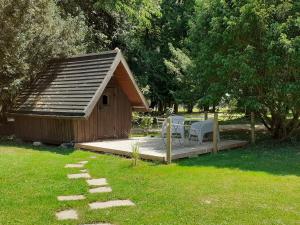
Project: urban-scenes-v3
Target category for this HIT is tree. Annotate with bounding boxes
[0,0,87,122]
[189,0,300,139]
[57,0,160,52]
[127,0,196,112]
[164,44,199,113]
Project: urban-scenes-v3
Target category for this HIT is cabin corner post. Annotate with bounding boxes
[166,117,172,164]
[213,112,219,153]
[250,112,255,144]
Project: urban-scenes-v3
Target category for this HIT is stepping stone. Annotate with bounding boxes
[56,209,78,220]
[89,200,135,210]
[68,173,91,179]
[80,169,88,173]
[57,195,85,201]
[89,187,112,194]
[78,160,88,164]
[90,156,97,159]
[65,164,84,168]
[86,178,107,186]
[82,224,113,225]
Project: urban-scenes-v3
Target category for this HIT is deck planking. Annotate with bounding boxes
[75,137,248,162]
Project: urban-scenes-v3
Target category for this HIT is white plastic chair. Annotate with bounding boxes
[189,119,220,144]
[162,115,185,144]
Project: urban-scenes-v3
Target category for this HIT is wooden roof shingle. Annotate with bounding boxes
[10,49,149,118]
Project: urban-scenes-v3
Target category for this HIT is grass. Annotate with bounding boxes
[0,140,299,225]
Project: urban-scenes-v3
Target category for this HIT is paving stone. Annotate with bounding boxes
[65,164,84,168]
[82,223,113,225]
[68,173,91,179]
[89,187,112,194]
[78,160,88,164]
[86,178,107,186]
[57,195,85,201]
[89,200,135,210]
[56,209,78,220]
[80,169,88,172]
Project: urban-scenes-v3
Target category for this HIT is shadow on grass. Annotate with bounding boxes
[0,138,75,155]
[176,140,300,176]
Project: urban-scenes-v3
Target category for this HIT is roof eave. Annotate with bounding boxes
[118,53,150,111]
[8,112,87,120]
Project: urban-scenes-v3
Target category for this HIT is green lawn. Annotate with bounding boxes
[0,140,299,225]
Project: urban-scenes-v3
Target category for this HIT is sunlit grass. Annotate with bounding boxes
[0,140,299,225]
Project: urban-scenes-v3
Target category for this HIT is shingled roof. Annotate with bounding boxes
[10,49,149,118]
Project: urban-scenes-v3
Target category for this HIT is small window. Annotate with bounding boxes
[102,95,109,105]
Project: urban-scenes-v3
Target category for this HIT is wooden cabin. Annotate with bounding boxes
[9,49,149,144]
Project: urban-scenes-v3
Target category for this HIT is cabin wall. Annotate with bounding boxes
[15,78,132,144]
[15,116,74,144]
[73,78,132,143]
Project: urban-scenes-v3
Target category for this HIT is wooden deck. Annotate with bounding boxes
[75,137,248,162]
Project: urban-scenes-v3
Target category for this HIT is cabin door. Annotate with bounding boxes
[97,87,117,138]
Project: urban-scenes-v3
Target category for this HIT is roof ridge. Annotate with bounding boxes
[52,49,120,61]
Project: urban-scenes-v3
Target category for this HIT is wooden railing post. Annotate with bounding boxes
[250,112,255,144]
[213,112,219,153]
[166,117,172,164]
[204,111,208,120]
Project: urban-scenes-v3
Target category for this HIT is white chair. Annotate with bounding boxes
[162,115,185,144]
[189,119,220,144]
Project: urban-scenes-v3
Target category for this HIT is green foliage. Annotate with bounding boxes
[140,116,154,135]
[127,0,196,112]
[0,0,87,121]
[164,44,200,112]
[189,0,300,139]
[132,113,154,135]
[58,0,161,52]
[131,142,140,166]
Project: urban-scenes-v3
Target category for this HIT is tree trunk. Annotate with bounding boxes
[173,103,178,114]
[203,104,209,112]
[158,101,164,114]
[150,101,157,110]
[187,104,193,113]
[261,112,299,140]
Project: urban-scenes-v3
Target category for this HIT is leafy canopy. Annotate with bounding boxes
[189,0,300,139]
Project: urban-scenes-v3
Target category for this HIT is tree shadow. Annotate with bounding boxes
[176,141,300,176]
[0,139,75,155]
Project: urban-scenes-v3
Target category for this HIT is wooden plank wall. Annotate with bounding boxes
[73,78,132,143]
[15,116,74,144]
[15,77,132,144]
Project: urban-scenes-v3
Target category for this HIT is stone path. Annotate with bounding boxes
[56,209,78,220]
[86,178,108,186]
[65,163,84,168]
[56,157,135,224]
[89,186,112,193]
[58,195,85,201]
[89,200,135,209]
[82,224,113,225]
[68,173,91,179]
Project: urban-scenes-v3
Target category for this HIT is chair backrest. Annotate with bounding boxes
[191,119,214,131]
[161,115,185,133]
[170,115,185,125]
